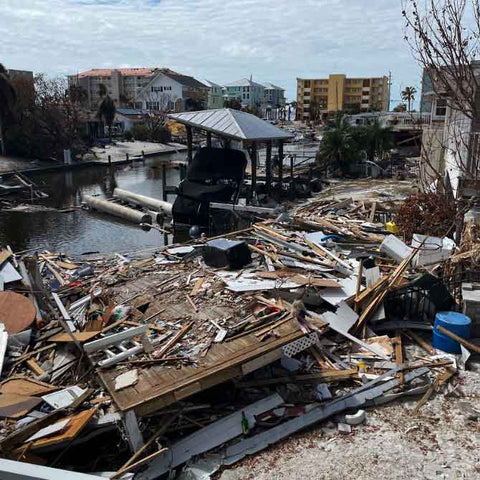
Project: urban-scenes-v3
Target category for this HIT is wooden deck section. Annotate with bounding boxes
[99,317,303,416]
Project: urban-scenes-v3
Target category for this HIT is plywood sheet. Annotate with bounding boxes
[28,408,96,450]
[0,292,36,334]
[0,377,58,397]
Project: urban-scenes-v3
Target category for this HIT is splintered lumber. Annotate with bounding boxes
[236,369,359,388]
[354,247,419,333]
[190,277,205,296]
[111,413,180,479]
[404,329,435,355]
[413,367,456,415]
[25,359,45,377]
[248,244,279,262]
[155,322,193,359]
[48,331,101,343]
[393,331,404,385]
[437,326,480,354]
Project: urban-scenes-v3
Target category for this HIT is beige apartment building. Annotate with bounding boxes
[296,74,390,121]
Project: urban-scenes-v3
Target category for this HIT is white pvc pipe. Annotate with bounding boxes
[83,195,152,224]
[113,188,173,217]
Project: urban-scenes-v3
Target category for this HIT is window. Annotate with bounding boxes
[361,99,369,104]
[304,80,311,87]
[363,79,370,87]
[435,98,447,116]
[304,99,310,104]
[242,93,245,99]
[146,101,160,110]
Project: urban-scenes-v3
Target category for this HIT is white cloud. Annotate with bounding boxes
[1,0,421,101]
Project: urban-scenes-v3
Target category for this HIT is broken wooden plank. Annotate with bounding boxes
[404,329,435,355]
[48,331,101,343]
[190,277,205,296]
[155,322,193,359]
[437,326,480,354]
[236,369,358,388]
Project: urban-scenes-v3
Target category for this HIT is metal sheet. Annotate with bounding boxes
[169,109,293,141]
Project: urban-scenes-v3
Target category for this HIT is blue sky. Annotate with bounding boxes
[1,0,421,104]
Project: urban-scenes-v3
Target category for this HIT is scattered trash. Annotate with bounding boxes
[0,192,477,478]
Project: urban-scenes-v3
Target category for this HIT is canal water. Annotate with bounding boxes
[0,143,319,256]
[0,152,185,256]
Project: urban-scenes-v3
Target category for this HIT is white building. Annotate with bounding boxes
[68,68,208,112]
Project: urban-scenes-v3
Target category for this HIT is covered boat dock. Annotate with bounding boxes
[168,108,293,199]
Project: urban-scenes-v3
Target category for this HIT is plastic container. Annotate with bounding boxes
[379,234,412,263]
[432,311,471,353]
[385,221,398,233]
[411,234,456,267]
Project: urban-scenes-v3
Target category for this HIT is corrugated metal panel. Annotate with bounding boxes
[168,109,293,141]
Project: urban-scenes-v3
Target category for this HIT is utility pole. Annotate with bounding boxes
[388,71,392,112]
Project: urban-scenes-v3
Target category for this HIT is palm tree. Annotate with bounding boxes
[0,64,17,156]
[401,86,417,112]
[318,112,357,173]
[362,120,394,162]
[97,95,116,138]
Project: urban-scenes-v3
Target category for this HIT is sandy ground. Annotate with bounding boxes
[218,366,480,480]
[0,155,42,172]
[317,178,418,202]
[87,141,187,163]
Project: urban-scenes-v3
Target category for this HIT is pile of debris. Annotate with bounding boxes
[0,196,478,479]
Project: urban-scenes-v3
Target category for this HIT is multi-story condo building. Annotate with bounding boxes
[68,68,208,112]
[263,82,286,107]
[296,74,390,120]
[223,78,266,108]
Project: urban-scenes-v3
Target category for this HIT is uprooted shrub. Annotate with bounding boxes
[395,192,457,242]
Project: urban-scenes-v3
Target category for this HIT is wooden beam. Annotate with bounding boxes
[404,329,435,355]
[393,331,404,385]
[186,126,193,165]
[236,369,358,388]
[278,140,284,187]
[265,140,272,193]
[437,326,480,354]
[112,413,179,478]
[250,143,257,198]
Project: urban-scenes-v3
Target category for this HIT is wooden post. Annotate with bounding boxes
[251,143,257,200]
[278,141,284,188]
[186,126,193,165]
[265,141,272,193]
[126,153,129,162]
[206,131,212,148]
[108,155,111,166]
[162,164,167,202]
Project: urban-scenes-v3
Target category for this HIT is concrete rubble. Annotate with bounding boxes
[0,191,478,479]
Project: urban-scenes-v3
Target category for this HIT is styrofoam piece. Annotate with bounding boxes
[345,409,366,425]
[411,234,455,266]
[379,235,412,263]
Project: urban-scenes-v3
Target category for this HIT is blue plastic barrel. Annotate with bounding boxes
[432,311,471,353]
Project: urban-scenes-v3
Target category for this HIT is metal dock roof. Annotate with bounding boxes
[168,109,293,142]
